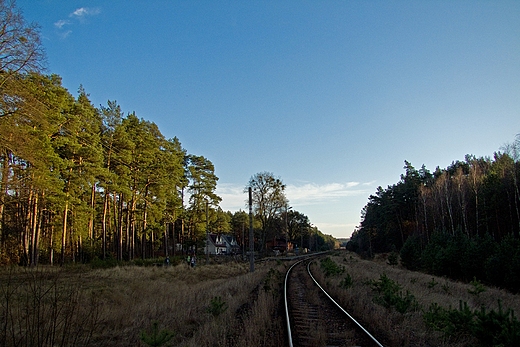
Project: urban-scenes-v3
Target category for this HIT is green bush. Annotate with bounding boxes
[400,235,422,270]
[206,296,228,317]
[90,256,124,269]
[424,300,520,346]
[369,273,418,314]
[468,277,486,296]
[339,273,353,289]
[320,257,345,277]
[473,301,520,346]
[422,232,466,278]
[387,251,399,266]
[140,321,175,347]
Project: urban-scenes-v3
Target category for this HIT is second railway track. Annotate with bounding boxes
[284,258,384,347]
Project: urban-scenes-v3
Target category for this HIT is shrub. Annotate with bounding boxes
[206,296,228,317]
[473,301,520,346]
[400,234,422,270]
[468,277,486,296]
[369,273,419,313]
[339,273,353,289]
[140,321,175,347]
[387,251,399,266]
[319,257,345,277]
[424,300,520,346]
[423,300,474,336]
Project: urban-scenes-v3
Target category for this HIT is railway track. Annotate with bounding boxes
[284,259,384,347]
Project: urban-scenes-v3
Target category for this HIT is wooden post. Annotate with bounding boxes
[249,187,254,272]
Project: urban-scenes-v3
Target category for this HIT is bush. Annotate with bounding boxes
[206,296,228,317]
[387,250,399,266]
[369,273,418,314]
[422,231,466,278]
[320,257,345,277]
[140,321,175,347]
[484,235,520,292]
[339,273,353,289]
[400,234,422,270]
[460,233,495,281]
[424,300,520,346]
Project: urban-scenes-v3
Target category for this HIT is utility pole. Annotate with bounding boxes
[206,200,209,265]
[249,187,254,272]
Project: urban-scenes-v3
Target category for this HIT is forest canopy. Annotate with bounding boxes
[349,136,520,292]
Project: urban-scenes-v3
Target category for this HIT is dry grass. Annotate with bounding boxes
[6,251,515,346]
[311,251,520,347]
[0,260,286,347]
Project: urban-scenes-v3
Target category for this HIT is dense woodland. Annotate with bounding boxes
[0,71,338,266]
[0,1,335,266]
[349,140,520,292]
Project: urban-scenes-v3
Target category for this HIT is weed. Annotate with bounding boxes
[339,273,353,289]
[263,267,281,293]
[474,300,520,346]
[207,296,228,317]
[423,299,520,346]
[369,273,419,313]
[387,251,399,266]
[320,257,345,277]
[442,281,451,295]
[468,277,486,296]
[140,321,175,347]
[427,277,438,289]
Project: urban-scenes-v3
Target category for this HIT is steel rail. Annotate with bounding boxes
[284,259,303,347]
[306,261,385,347]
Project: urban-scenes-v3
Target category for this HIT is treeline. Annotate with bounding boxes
[349,137,520,291]
[0,72,224,265]
[0,73,335,265]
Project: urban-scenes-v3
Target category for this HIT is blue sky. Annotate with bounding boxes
[18,1,520,238]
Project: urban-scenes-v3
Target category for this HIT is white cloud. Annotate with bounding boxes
[285,181,369,205]
[54,19,70,29]
[216,180,373,211]
[70,7,101,18]
[58,30,72,39]
[215,183,248,211]
[54,7,101,39]
[216,180,375,238]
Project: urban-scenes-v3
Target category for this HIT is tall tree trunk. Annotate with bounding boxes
[0,149,12,248]
[29,192,38,266]
[88,184,96,246]
[442,173,455,234]
[117,193,123,261]
[164,222,169,257]
[49,223,54,265]
[22,188,33,265]
[102,192,109,259]
[60,200,69,266]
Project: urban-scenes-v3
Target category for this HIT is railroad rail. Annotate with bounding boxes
[284,258,384,347]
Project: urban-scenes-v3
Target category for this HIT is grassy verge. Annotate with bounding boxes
[0,259,286,347]
[312,251,520,347]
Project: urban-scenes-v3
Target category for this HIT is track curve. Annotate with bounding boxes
[284,258,384,347]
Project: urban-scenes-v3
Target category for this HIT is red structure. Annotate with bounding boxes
[266,237,293,252]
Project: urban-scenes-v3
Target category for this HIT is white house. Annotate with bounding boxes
[205,234,239,255]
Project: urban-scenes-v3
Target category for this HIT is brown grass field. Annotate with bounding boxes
[312,251,520,347]
[1,251,519,346]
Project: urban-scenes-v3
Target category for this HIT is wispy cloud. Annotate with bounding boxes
[286,182,366,205]
[216,181,374,211]
[70,7,101,19]
[54,6,101,39]
[216,183,248,211]
[54,19,70,29]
